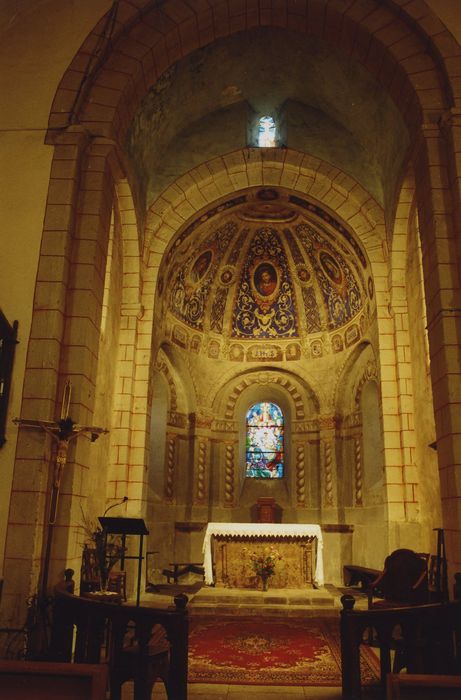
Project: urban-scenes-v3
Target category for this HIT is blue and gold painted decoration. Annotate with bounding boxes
[165,196,246,265]
[228,228,249,265]
[210,287,228,333]
[289,195,367,268]
[301,286,322,333]
[232,227,298,338]
[246,401,284,479]
[296,224,362,329]
[284,228,305,265]
[295,222,362,329]
[169,221,237,330]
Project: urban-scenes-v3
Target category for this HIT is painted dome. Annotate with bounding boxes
[157,188,373,361]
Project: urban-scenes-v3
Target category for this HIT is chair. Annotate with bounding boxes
[367,549,429,609]
[367,549,430,673]
[80,545,126,600]
[340,594,461,699]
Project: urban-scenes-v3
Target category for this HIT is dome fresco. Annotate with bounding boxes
[159,188,371,359]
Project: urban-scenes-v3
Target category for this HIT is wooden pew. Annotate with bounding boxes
[50,587,189,700]
[0,660,107,700]
[386,672,461,699]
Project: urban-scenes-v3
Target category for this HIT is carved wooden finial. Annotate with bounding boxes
[341,594,356,611]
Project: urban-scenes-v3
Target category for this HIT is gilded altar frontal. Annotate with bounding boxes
[1,3,461,686]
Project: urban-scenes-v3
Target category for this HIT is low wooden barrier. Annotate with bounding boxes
[50,588,189,700]
[340,594,461,699]
[0,659,107,700]
[386,672,461,699]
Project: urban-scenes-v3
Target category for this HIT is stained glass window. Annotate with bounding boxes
[246,402,284,478]
[258,116,276,147]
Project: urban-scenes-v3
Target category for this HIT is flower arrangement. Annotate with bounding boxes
[249,547,282,583]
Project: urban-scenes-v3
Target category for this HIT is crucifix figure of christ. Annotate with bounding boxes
[14,380,108,595]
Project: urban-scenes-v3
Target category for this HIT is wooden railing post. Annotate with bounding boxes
[340,594,363,700]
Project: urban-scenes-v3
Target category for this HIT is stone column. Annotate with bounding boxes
[164,432,177,503]
[353,434,363,507]
[2,127,94,626]
[294,441,307,507]
[223,441,237,508]
[414,117,461,571]
[319,416,338,515]
[190,411,213,517]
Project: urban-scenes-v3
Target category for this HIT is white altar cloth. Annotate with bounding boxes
[202,522,324,587]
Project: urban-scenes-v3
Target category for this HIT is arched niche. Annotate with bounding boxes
[235,382,292,510]
[148,369,169,506]
[360,380,384,504]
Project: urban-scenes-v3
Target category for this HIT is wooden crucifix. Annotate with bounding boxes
[14,380,108,595]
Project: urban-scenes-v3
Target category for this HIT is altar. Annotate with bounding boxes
[202,523,324,589]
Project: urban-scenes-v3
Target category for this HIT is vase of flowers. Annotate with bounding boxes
[249,547,281,592]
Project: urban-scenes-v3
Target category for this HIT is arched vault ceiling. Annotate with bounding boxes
[127,28,410,214]
[155,187,375,370]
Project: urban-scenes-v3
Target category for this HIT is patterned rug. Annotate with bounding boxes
[188,616,380,686]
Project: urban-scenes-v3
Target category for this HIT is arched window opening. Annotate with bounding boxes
[258,116,276,147]
[246,401,284,478]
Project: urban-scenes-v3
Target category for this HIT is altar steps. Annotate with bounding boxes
[188,584,340,617]
[140,582,369,615]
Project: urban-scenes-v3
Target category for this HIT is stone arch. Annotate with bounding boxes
[144,149,386,265]
[214,368,319,422]
[157,341,197,414]
[333,341,377,416]
[154,355,178,414]
[8,130,148,593]
[47,0,456,145]
[114,177,142,311]
[355,359,380,409]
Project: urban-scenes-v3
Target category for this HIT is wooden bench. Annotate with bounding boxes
[0,660,107,700]
[162,562,204,584]
[387,673,461,699]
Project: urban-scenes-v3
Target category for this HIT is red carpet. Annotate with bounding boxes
[188,616,380,686]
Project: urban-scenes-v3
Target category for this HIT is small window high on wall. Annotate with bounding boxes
[258,116,276,147]
[246,401,284,478]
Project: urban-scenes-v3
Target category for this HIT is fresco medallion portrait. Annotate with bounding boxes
[319,251,342,285]
[189,250,212,283]
[252,262,279,299]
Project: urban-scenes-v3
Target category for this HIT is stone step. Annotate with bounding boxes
[188,585,340,616]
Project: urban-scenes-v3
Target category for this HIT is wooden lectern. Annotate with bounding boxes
[98,517,149,606]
